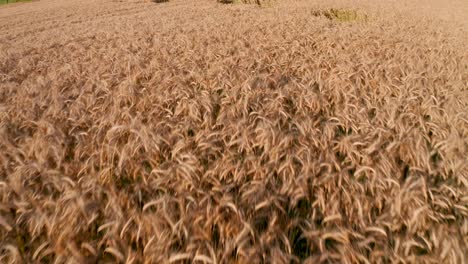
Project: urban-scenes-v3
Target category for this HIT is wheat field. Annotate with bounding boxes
[0,0,467,263]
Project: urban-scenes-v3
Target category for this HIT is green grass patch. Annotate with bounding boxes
[0,0,32,5]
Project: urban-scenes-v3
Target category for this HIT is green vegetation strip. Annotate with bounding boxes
[0,0,31,5]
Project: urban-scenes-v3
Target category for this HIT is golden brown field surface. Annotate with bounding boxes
[0,0,467,263]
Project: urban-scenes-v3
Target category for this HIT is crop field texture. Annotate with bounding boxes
[0,0,467,263]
